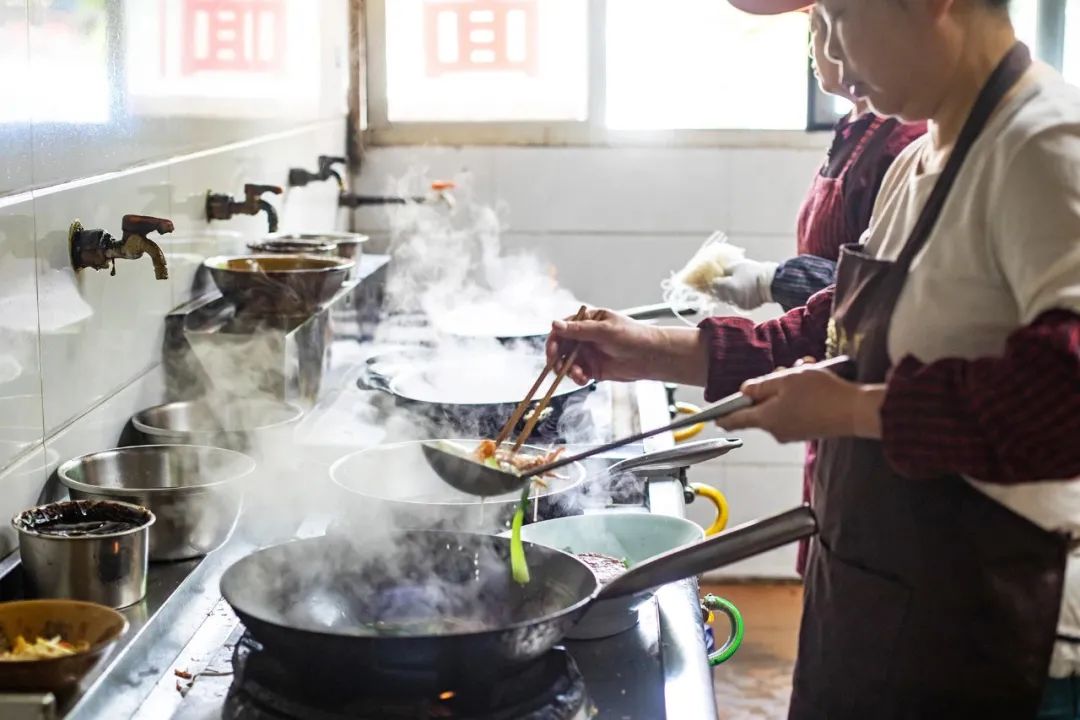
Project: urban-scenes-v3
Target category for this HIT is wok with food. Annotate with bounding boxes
[359,347,594,441]
[219,508,815,689]
[0,600,128,692]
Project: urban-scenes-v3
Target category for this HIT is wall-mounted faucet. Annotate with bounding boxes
[288,155,347,192]
[339,181,456,210]
[69,215,173,280]
[206,183,283,233]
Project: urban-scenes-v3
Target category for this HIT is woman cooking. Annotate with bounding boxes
[710,6,925,313]
[548,0,1080,716]
[704,2,925,576]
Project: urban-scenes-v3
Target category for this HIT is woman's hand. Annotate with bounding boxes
[545,308,708,387]
[721,359,886,442]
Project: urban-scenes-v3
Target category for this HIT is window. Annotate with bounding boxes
[605,1,809,130]
[1063,1,1080,85]
[384,0,588,122]
[364,0,1080,145]
[366,0,819,145]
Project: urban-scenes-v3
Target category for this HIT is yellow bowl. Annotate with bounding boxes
[0,599,128,693]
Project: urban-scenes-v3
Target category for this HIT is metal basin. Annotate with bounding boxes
[57,445,255,562]
[204,254,354,316]
[131,399,303,452]
[249,232,368,261]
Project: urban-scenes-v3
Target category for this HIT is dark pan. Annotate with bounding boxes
[220,531,596,693]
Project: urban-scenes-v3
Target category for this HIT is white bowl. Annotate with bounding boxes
[510,513,704,639]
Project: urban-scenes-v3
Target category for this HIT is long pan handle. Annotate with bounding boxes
[622,302,699,321]
[524,355,854,478]
[596,506,818,601]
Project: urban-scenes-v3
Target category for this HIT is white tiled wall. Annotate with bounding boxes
[352,142,828,577]
[0,0,350,557]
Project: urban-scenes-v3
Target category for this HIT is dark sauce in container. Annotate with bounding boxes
[14,500,152,538]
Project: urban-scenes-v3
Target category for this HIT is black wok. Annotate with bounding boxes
[219,507,815,692]
[358,347,595,440]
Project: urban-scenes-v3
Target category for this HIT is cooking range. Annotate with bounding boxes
[0,253,722,720]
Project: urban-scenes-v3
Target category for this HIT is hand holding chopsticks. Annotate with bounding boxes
[493,305,588,450]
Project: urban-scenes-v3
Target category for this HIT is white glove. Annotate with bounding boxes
[709,258,778,310]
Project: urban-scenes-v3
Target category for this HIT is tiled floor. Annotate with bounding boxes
[701,582,804,720]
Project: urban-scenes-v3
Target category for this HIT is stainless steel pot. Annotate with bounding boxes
[57,445,255,561]
[12,500,153,609]
[250,232,368,261]
[131,399,302,452]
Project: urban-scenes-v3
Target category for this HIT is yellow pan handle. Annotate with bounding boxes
[673,402,706,443]
[690,482,730,536]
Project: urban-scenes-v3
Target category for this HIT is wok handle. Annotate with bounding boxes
[527,355,855,478]
[621,302,699,321]
[607,438,743,475]
[596,506,818,602]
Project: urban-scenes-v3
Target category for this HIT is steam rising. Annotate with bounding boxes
[185,169,642,634]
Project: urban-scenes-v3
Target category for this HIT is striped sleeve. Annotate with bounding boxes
[882,310,1080,484]
[699,287,834,402]
[770,255,838,312]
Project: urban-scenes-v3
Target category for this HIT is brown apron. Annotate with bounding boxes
[789,44,1069,720]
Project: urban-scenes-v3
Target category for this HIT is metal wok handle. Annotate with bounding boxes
[596,506,818,602]
[608,438,743,475]
[621,302,699,321]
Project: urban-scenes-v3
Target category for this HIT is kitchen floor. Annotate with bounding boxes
[701,582,804,720]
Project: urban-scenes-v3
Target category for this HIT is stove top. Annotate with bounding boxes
[223,633,590,720]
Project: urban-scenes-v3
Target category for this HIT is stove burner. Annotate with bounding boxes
[224,634,588,720]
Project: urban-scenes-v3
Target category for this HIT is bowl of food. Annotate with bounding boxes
[509,513,704,639]
[0,599,127,692]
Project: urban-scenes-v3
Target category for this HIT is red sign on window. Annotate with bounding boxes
[424,0,538,76]
[181,0,286,75]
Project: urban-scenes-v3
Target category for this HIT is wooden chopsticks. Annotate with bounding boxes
[493,305,588,451]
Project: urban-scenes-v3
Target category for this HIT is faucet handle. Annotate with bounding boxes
[122,214,175,236]
[319,156,347,171]
[244,184,283,200]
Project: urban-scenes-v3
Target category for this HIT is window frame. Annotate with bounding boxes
[362,0,1073,148]
[362,0,830,148]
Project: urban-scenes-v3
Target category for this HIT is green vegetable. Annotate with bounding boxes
[621,557,631,569]
[484,457,500,469]
[509,479,533,584]
[511,505,529,584]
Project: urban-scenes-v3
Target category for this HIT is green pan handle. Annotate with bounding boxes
[704,594,745,666]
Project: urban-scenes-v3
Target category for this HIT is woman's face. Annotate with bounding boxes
[817,0,952,120]
[810,8,848,99]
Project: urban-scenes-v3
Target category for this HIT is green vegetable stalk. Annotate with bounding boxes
[510,483,531,584]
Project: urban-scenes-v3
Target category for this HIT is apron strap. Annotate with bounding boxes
[893,43,1032,272]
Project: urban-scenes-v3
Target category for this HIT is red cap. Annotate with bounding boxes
[728,0,812,14]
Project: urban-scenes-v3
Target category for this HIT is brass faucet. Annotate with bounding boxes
[69,214,173,280]
[205,183,283,233]
[288,155,347,192]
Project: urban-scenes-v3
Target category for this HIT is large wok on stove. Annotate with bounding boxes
[220,507,815,693]
[358,347,595,440]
